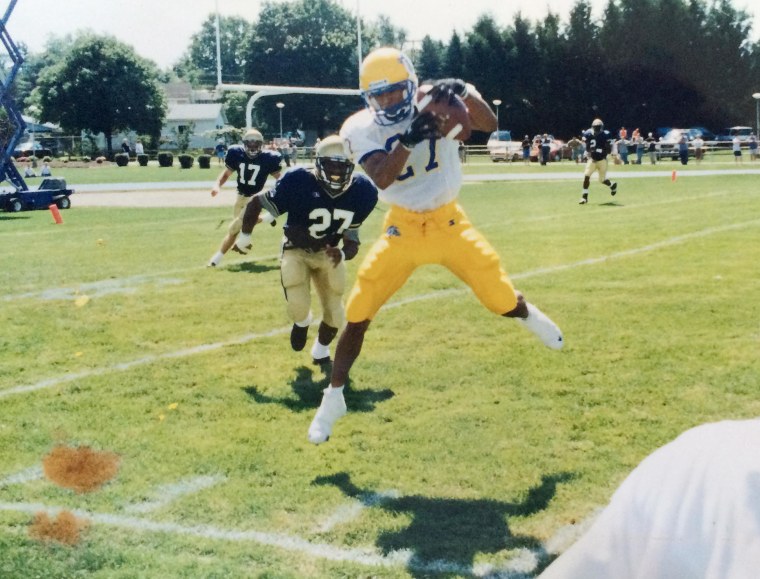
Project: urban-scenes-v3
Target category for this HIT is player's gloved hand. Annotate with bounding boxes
[431,78,468,99]
[232,232,252,254]
[399,111,441,148]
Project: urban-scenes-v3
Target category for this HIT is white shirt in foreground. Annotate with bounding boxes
[540,419,760,579]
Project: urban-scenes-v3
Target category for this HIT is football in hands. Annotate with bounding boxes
[416,88,472,141]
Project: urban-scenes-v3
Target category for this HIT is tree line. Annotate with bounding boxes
[12,0,760,152]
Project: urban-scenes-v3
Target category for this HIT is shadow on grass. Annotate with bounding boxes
[226,260,280,274]
[599,201,624,207]
[243,366,394,413]
[312,471,574,577]
[0,214,31,221]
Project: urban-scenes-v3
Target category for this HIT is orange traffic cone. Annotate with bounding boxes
[49,204,63,224]
[671,170,677,182]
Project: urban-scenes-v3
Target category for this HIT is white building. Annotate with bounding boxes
[160,102,227,151]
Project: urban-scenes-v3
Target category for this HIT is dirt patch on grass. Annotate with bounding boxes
[42,445,120,493]
[29,510,89,545]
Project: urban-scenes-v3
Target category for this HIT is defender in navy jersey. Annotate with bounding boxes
[207,128,282,267]
[234,135,378,364]
[579,118,618,204]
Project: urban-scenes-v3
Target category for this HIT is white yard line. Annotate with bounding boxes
[0,466,44,487]
[315,490,399,532]
[124,475,226,514]
[2,218,759,400]
[0,499,585,576]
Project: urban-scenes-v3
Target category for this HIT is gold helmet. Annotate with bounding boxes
[591,118,604,134]
[243,128,264,156]
[359,47,418,126]
[314,135,354,198]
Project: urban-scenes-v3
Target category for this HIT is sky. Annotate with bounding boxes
[6,0,760,71]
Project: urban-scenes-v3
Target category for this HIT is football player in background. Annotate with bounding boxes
[579,118,618,205]
[233,135,378,364]
[308,47,564,445]
[207,128,282,267]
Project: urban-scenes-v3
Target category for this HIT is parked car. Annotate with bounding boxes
[486,130,522,162]
[715,126,753,142]
[658,129,692,160]
[530,135,568,162]
[13,141,54,159]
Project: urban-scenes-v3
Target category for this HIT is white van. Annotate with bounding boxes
[487,130,522,162]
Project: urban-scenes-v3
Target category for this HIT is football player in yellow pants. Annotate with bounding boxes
[308,48,564,444]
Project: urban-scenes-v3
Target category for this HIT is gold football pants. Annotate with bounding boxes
[280,247,346,329]
[346,201,518,322]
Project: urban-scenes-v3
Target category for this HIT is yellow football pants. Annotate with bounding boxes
[346,201,518,322]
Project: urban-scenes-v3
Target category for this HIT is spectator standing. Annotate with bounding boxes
[214,139,227,166]
[646,132,658,164]
[748,133,758,161]
[633,129,645,164]
[567,136,583,164]
[678,133,689,165]
[521,134,531,165]
[40,161,52,176]
[540,134,551,165]
[121,138,131,155]
[617,136,629,164]
[732,135,743,164]
[692,134,705,163]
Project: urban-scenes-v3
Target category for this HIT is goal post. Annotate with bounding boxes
[216,83,361,129]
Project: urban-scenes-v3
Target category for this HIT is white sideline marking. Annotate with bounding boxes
[0,327,289,399]
[4,257,280,302]
[316,490,399,532]
[3,218,759,400]
[0,499,581,576]
[0,466,43,487]
[125,475,226,514]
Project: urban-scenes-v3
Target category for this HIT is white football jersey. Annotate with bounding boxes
[540,419,760,579]
[340,105,462,212]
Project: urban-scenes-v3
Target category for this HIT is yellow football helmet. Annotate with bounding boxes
[359,47,418,126]
[591,118,604,134]
[243,128,264,156]
[315,135,354,198]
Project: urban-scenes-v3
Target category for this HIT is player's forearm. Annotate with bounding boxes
[241,196,263,234]
[362,147,411,189]
[463,84,497,133]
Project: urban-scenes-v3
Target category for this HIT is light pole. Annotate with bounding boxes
[753,93,760,139]
[276,102,284,139]
[492,99,502,131]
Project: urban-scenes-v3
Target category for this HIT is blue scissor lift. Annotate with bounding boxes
[0,0,74,213]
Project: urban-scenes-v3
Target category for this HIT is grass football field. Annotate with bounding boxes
[1,166,759,577]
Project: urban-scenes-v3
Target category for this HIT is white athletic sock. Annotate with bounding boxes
[209,251,224,266]
[311,338,330,360]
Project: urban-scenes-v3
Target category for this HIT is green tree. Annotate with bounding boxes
[174,14,252,85]
[444,32,466,79]
[244,0,361,136]
[223,91,249,128]
[30,34,166,155]
[417,36,444,82]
